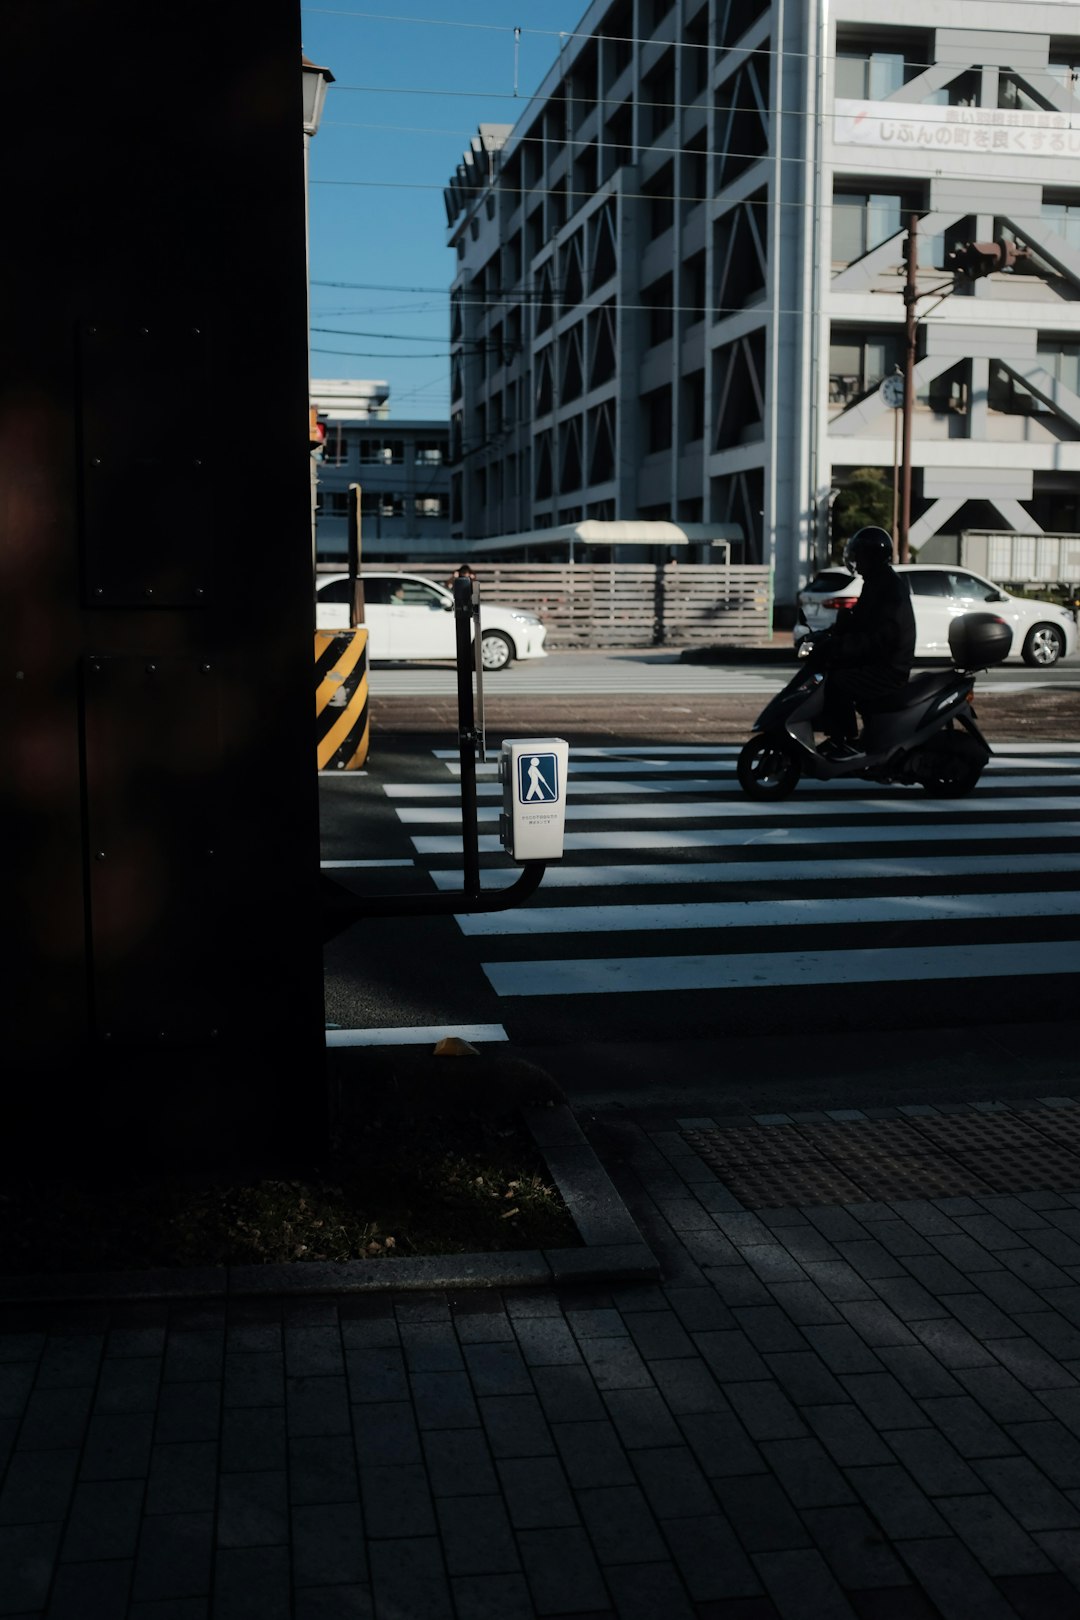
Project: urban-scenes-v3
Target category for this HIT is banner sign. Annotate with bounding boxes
[833,98,1080,160]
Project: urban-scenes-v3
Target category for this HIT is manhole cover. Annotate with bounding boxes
[682,1111,1080,1207]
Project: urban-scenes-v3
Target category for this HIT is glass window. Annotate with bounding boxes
[829,331,904,405]
[832,191,903,264]
[415,441,444,465]
[1043,198,1080,251]
[946,571,997,600]
[835,50,905,100]
[906,571,949,597]
[317,577,352,603]
[362,578,394,605]
[359,439,404,466]
[1038,341,1080,398]
[395,579,448,607]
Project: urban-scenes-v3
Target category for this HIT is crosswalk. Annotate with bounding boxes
[378,741,1080,1028]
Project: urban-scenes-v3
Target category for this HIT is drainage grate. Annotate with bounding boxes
[682,1111,1080,1207]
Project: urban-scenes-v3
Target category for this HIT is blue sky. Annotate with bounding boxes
[301,3,587,420]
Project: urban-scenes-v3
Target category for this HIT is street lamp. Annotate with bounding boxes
[301,55,334,138]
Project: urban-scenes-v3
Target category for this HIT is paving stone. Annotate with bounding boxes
[776,1229,842,1266]
[286,1375,350,1437]
[477,1395,555,1458]
[220,1407,286,1473]
[800,1263,876,1305]
[800,1326,883,1377]
[971,1198,1049,1233]
[131,1512,214,1603]
[511,1318,582,1367]
[831,1241,907,1282]
[44,1556,133,1619]
[449,1572,534,1620]
[398,1324,464,1375]
[802,1406,896,1468]
[939,1294,1025,1340]
[889,1202,962,1238]
[860,1223,934,1261]
[694,1332,770,1386]
[875,1347,963,1400]
[866,1280,952,1323]
[753,1547,859,1619]
[986,1337,1077,1392]
[291,1501,367,1586]
[741,1246,810,1287]
[0,1447,77,1525]
[577,1337,653,1392]
[884,1429,983,1497]
[422,1427,499,1498]
[530,1365,607,1423]
[661,1513,761,1601]
[731,1309,807,1356]
[904,1320,996,1370]
[212,1545,290,1619]
[566,1308,627,1339]
[154,1382,220,1446]
[840,1373,929,1431]
[15,1386,92,1450]
[602,1559,697,1619]
[576,1483,667,1565]
[142,1444,217,1521]
[0,1520,61,1612]
[952,1215,1030,1252]
[436,1492,520,1575]
[973,1453,1080,1530]
[713,1474,811,1553]
[894,1536,1020,1620]
[1014,1311,1080,1362]
[288,1435,359,1505]
[358,1462,437,1538]
[37,1333,104,1388]
[994,1571,1080,1620]
[630,1443,717,1519]
[802,1209,869,1243]
[976,1272,1048,1316]
[352,1401,423,1467]
[1038,1388,1080,1440]
[411,1370,481,1430]
[621,1311,696,1361]
[800,1504,910,1591]
[927,1236,1005,1275]
[517,1526,609,1614]
[163,1332,222,1384]
[763,1352,847,1407]
[0,1333,45,1365]
[1005,1419,1080,1488]
[724,1382,807,1444]
[339,1317,400,1350]
[92,1356,162,1415]
[927,1395,1024,1470]
[759,1438,854,1510]
[497,1455,579,1529]
[392,1294,451,1325]
[936,1494,1051,1577]
[504,1290,564,1322]
[60,1476,143,1562]
[764,1282,842,1326]
[79,1412,154,1480]
[284,1326,345,1378]
[604,1388,685,1451]
[551,1418,634,1488]
[705,1270,773,1312]
[223,1354,284,1409]
[952,1367,1047,1424]
[996,1249,1075,1293]
[344,1346,408,1404]
[226,1323,283,1353]
[677,1410,767,1480]
[845,1464,948,1540]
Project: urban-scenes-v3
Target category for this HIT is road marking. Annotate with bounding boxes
[396,794,1080,825]
[429,854,1080,890]
[482,942,1080,997]
[325,1024,508,1046]
[458,889,1080,936]
[320,858,415,868]
[385,774,1080,800]
[411,821,1080,854]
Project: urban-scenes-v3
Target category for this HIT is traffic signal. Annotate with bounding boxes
[945,238,1028,278]
[309,406,327,455]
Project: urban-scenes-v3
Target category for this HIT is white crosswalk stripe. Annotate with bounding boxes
[382,744,1080,1008]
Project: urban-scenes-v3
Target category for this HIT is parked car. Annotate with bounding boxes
[793,564,1077,667]
[315,570,547,670]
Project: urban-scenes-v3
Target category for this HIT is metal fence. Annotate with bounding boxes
[395,562,773,649]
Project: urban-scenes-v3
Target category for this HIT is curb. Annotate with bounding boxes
[0,1105,659,1305]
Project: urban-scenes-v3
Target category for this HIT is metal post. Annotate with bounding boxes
[453,574,480,894]
[347,482,364,627]
[899,213,918,565]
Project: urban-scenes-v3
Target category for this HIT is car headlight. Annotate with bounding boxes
[511,611,541,624]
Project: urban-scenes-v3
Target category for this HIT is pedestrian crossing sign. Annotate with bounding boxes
[516,750,559,805]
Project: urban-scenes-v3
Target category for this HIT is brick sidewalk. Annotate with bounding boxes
[3,1103,1080,1619]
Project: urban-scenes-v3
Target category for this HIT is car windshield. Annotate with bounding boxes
[805,571,855,593]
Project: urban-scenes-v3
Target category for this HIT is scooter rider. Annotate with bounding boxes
[813,526,916,760]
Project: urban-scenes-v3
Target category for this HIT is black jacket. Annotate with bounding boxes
[830,564,915,675]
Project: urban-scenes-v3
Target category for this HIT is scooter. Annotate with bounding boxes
[736,611,1013,800]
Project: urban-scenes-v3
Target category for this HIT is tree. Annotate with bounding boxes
[831,467,893,562]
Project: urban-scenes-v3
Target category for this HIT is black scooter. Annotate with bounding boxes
[736,611,1013,800]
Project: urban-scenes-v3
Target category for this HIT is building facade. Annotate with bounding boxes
[311,379,450,560]
[444,0,1080,606]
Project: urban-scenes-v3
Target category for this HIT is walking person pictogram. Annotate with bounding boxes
[525,755,553,801]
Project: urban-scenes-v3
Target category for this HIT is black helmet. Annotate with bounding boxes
[843,527,894,573]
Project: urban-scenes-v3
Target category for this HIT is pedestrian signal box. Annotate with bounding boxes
[499,738,569,862]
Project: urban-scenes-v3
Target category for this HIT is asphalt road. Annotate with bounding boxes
[322,660,1080,1110]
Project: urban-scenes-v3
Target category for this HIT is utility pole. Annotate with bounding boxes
[898,213,918,565]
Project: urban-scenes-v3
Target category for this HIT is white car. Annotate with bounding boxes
[315,570,547,670]
[794,564,1077,667]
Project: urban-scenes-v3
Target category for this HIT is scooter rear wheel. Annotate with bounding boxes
[737,735,801,799]
[915,730,987,796]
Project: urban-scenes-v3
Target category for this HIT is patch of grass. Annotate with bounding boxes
[0,1110,580,1274]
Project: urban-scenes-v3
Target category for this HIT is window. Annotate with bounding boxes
[643,385,673,452]
[945,571,999,601]
[832,189,916,265]
[360,491,404,517]
[1039,341,1080,397]
[1043,195,1080,252]
[414,496,449,519]
[835,46,908,100]
[684,370,705,441]
[321,427,349,465]
[829,331,905,406]
[360,438,403,466]
[324,492,349,516]
[316,577,352,603]
[643,163,674,238]
[642,274,674,345]
[642,52,676,142]
[415,441,444,465]
[905,571,948,597]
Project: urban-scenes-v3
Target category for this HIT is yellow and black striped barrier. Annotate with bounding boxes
[315,627,369,771]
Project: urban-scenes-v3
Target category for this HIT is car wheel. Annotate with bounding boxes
[736,735,801,799]
[481,630,514,671]
[1022,623,1065,667]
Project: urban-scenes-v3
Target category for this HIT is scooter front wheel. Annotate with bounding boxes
[737,734,801,799]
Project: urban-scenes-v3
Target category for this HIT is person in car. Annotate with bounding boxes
[815,526,916,759]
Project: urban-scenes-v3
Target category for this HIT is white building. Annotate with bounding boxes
[444,0,1080,608]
